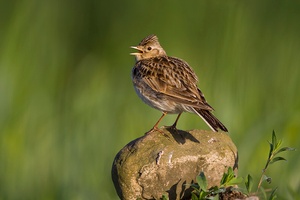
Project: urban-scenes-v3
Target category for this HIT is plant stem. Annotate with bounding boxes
[257,150,274,192]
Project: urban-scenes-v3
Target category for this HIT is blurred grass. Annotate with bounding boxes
[0,0,300,199]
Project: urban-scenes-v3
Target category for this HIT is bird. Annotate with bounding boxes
[130,34,228,133]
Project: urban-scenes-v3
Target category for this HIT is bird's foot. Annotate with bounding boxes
[145,126,171,140]
[165,124,179,134]
[145,126,163,135]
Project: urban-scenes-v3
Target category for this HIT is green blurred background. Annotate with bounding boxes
[0,0,299,199]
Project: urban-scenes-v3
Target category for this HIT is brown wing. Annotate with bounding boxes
[133,56,213,111]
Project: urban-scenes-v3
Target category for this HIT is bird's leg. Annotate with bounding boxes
[146,112,167,134]
[164,113,182,135]
[153,112,167,129]
[170,113,182,129]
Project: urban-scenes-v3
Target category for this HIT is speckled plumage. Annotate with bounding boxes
[131,35,227,132]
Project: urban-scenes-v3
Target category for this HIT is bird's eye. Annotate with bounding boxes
[147,47,152,51]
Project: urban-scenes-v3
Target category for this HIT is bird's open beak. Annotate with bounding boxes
[130,46,143,56]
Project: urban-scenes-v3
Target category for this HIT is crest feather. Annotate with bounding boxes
[139,34,159,46]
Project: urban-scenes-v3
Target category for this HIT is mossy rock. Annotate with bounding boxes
[112,127,238,200]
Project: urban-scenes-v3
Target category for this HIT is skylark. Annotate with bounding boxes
[130,34,228,133]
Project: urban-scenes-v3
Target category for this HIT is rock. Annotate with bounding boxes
[111,127,238,200]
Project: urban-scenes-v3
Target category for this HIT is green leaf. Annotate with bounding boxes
[226,176,244,186]
[207,194,219,200]
[276,146,296,154]
[271,130,277,146]
[160,194,169,200]
[220,172,228,185]
[269,156,287,164]
[220,167,235,185]
[268,142,274,159]
[191,192,199,200]
[268,187,278,200]
[197,172,208,192]
[227,166,234,174]
[245,174,253,193]
[274,139,282,151]
[199,190,210,199]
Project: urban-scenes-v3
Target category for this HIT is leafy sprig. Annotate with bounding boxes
[256,131,295,193]
[190,167,242,200]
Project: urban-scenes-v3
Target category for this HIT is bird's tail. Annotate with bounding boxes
[192,108,228,132]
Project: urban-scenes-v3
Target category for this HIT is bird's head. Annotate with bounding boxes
[130,34,167,61]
